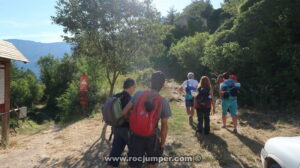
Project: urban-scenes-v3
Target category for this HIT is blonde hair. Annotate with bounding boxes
[198,76,212,89]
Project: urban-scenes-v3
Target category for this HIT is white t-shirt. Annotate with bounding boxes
[182,79,198,89]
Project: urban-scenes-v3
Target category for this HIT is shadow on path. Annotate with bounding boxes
[197,133,250,168]
[228,129,264,156]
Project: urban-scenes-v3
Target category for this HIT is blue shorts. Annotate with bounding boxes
[185,98,194,107]
[222,99,238,116]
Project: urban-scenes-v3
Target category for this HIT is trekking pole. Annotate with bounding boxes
[108,127,113,141]
[100,123,108,140]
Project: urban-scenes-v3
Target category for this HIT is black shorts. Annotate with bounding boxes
[185,98,194,107]
[128,133,163,168]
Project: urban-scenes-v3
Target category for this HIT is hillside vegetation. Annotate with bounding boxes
[8,0,299,123]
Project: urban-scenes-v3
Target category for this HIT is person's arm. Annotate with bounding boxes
[179,81,186,94]
[122,102,133,118]
[219,85,224,98]
[160,118,168,148]
[179,86,184,94]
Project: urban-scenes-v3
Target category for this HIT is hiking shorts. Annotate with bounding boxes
[185,98,194,107]
[128,133,163,168]
[222,99,238,117]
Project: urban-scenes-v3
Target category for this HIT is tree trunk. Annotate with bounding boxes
[106,69,119,96]
[109,82,114,96]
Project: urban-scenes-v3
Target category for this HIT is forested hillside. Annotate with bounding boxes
[152,0,300,108]
[10,0,300,122]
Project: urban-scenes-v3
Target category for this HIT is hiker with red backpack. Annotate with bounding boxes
[179,72,198,125]
[106,78,136,168]
[122,71,172,168]
[194,76,216,136]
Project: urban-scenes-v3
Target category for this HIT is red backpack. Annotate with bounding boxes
[129,91,163,136]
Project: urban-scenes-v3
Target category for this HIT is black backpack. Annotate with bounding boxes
[222,81,240,99]
[196,87,211,106]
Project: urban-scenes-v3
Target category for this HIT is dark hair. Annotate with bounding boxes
[151,71,165,91]
[223,72,230,79]
[123,78,135,89]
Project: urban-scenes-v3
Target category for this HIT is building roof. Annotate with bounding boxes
[0,40,29,63]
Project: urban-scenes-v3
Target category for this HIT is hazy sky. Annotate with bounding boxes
[0,0,224,43]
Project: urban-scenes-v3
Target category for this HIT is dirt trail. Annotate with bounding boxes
[1,80,299,168]
[0,118,106,168]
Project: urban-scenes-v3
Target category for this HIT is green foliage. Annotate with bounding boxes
[170,32,209,69]
[178,0,213,36]
[37,54,106,122]
[152,0,300,108]
[163,7,179,25]
[201,0,300,107]
[136,68,155,87]
[56,81,80,122]
[52,0,164,96]
[37,54,76,117]
[222,0,245,16]
[31,0,300,122]
[202,42,246,74]
[170,32,211,80]
[10,63,45,108]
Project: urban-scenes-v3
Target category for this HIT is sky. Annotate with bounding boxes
[0,0,224,43]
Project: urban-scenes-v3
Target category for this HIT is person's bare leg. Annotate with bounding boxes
[190,107,195,123]
[191,107,195,118]
[186,107,191,116]
[232,116,238,129]
[222,114,227,128]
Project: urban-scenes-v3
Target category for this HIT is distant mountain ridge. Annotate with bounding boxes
[5,39,72,76]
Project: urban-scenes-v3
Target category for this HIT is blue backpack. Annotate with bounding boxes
[221,79,241,99]
[185,80,196,100]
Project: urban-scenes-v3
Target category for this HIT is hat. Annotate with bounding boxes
[187,72,194,79]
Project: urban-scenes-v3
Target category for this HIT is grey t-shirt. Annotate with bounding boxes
[131,90,172,119]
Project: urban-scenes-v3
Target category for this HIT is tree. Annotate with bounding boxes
[52,0,161,95]
[222,0,245,16]
[163,7,178,25]
[170,32,211,78]
[202,0,300,107]
[37,54,76,117]
[10,63,45,108]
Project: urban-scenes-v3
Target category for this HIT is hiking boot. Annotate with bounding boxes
[221,125,226,129]
[233,128,238,134]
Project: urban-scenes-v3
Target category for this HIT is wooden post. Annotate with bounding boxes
[1,60,10,144]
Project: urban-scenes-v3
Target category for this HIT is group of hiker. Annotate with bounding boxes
[104,71,171,168]
[180,72,241,135]
[103,71,240,168]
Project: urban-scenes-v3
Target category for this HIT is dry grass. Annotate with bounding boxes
[1,80,299,168]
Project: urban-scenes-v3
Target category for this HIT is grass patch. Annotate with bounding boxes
[168,103,188,135]
[16,120,54,135]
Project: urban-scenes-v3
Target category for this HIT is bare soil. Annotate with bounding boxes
[0,80,299,168]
